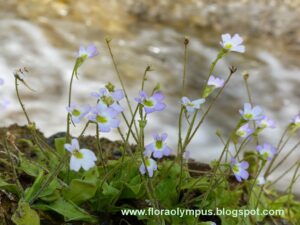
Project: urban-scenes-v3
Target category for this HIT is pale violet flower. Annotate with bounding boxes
[67,103,90,124]
[220,33,245,53]
[0,98,10,109]
[0,78,4,86]
[91,87,124,113]
[257,176,266,186]
[256,143,277,161]
[144,132,171,159]
[239,103,264,121]
[181,97,205,113]
[231,158,249,182]
[89,102,120,132]
[77,44,98,59]
[64,139,97,171]
[208,75,225,88]
[291,114,300,126]
[236,123,254,138]
[139,157,157,177]
[256,116,276,129]
[135,91,166,114]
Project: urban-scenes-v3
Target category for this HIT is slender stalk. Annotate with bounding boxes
[95,123,107,173]
[268,140,300,174]
[182,37,189,96]
[287,162,300,219]
[15,77,31,124]
[66,64,77,143]
[185,67,236,147]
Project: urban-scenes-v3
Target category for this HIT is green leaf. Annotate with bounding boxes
[0,178,20,195]
[12,200,40,225]
[181,177,209,191]
[33,198,97,223]
[121,175,143,198]
[24,171,45,202]
[19,157,42,177]
[63,179,98,205]
[54,137,66,155]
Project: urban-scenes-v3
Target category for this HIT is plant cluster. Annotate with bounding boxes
[1,34,300,225]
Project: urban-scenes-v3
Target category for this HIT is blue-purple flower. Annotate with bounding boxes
[91,87,124,113]
[144,132,171,159]
[231,158,249,182]
[256,116,276,129]
[139,157,157,177]
[239,103,264,121]
[135,91,166,114]
[181,97,205,113]
[208,75,225,88]
[89,102,120,132]
[67,103,90,124]
[220,34,245,53]
[64,139,97,171]
[77,44,98,59]
[236,123,254,138]
[256,143,277,161]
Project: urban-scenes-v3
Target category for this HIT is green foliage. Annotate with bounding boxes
[12,200,40,225]
[34,198,97,223]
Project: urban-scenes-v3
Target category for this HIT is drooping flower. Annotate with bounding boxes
[236,123,254,138]
[231,158,249,182]
[208,75,225,88]
[67,103,90,124]
[144,132,171,159]
[64,139,97,171]
[256,116,276,129]
[220,33,245,53]
[181,97,205,113]
[139,157,157,177]
[239,103,264,121]
[256,143,277,161]
[135,91,166,114]
[91,87,124,113]
[77,44,98,59]
[89,102,120,132]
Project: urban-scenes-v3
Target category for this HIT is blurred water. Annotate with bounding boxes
[0,1,300,193]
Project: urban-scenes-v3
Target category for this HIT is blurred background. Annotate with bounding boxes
[0,0,300,193]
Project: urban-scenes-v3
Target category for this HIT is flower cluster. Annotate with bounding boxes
[66,83,124,133]
[236,103,275,140]
[140,132,171,177]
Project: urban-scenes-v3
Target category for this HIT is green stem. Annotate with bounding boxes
[182,37,189,96]
[66,63,78,143]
